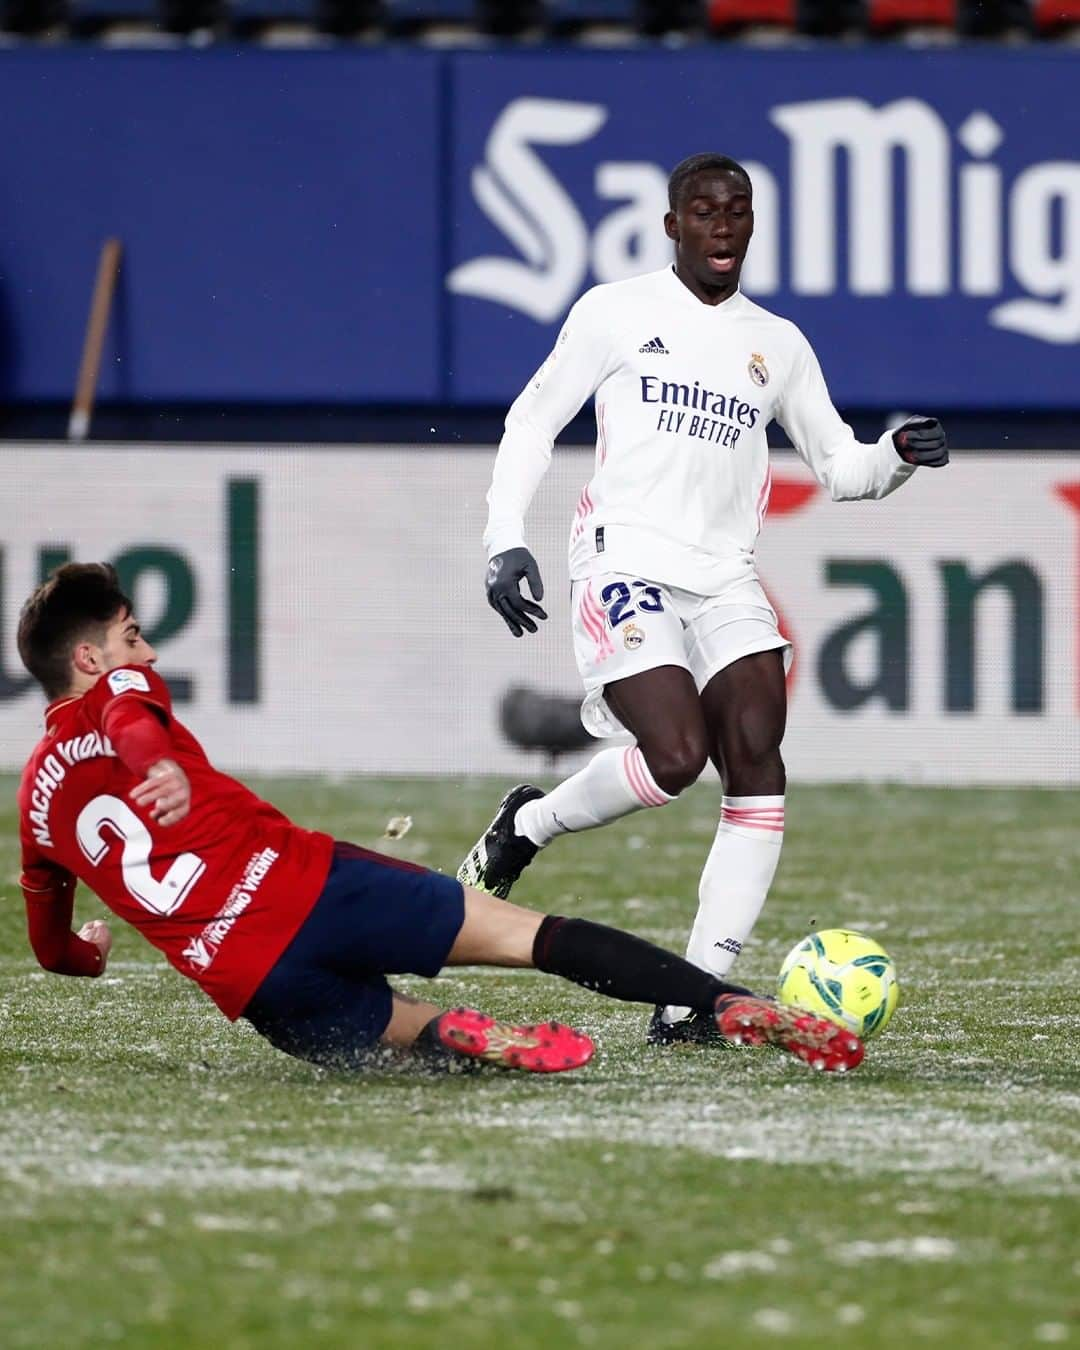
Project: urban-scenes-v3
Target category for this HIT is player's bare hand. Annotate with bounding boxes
[130,758,191,826]
[77,918,112,971]
[486,547,548,637]
[893,415,948,468]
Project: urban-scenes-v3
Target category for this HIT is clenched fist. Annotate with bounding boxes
[77,918,113,973]
[893,416,948,468]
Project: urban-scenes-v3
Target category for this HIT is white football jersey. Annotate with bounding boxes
[484,265,915,597]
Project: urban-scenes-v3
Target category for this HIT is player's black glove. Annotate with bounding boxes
[893,415,949,468]
[486,547,548,638]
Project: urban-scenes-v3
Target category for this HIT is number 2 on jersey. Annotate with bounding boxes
[600,580,664,627]
[76,794,205,916]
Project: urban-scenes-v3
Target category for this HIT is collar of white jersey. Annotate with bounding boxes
[664,264,746,314]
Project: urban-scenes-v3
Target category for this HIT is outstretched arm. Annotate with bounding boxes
[777,337,947,500]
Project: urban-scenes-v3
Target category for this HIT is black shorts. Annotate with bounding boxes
[243,840,465,1068]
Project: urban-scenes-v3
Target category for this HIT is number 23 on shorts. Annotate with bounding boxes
[600,580,665,628]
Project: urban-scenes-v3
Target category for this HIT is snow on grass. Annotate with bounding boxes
[832,1235,959,1263]
[450,1091,1077,1196]
[0,1120,474,1199]
[1,777,1077,1350]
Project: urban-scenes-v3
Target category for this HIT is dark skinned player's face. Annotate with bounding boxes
[665,170,754,304]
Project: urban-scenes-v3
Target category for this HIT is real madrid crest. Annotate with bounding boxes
[748,352,769,387]
[624,623,645,651]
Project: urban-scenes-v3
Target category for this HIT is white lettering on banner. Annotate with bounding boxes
[994,163,1080,344]
[447,98,609,323]
[770,98,950,297]
[450,96,1080,345]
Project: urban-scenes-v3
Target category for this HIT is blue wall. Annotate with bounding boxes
[0,50,442,402]
[1,47,1078,408]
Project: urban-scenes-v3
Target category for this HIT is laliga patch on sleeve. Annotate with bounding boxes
[106,668,151,696]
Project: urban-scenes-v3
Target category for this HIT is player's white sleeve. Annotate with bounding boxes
[484,294,615,558]
[776,335,914,501]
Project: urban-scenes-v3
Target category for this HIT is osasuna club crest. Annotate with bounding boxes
[748,353,769,387]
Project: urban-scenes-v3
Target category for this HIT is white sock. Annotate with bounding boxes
[514,746,674,848]
[664,794,785,1024]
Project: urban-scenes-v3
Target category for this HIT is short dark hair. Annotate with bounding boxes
[17,562,132,699]
[668,153,753,210]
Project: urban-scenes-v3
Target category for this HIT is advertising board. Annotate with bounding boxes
[1,446,1075,785]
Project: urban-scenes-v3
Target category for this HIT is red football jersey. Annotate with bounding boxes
[18,666,334,1019]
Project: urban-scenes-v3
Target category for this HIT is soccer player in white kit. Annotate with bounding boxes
[458,153,948,1044]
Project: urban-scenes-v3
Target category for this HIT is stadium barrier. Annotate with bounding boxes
[0,47,1077,410]
[1,444,1076,785]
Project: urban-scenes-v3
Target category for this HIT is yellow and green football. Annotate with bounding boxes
[777,929,899,1040]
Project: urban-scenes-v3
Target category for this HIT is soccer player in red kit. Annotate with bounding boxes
[15,563,865,1075]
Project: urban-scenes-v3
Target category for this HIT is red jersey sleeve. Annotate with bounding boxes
[102,698,175,778]
[20,828,102,977]
[83,665,174,731]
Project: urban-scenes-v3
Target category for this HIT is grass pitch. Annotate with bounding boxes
[1,777,1077,1350]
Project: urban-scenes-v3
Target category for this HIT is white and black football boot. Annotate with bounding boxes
[457,784,545,898]
[646,976,757,1048]
[646,1005,748,1048]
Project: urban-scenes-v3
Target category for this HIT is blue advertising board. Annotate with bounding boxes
[0,47,1077,408]
[447,49,1080,410]
[0,49,441,402]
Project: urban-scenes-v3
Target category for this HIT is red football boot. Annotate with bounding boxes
[714,995,865,1073]
[437,1007,595,1073]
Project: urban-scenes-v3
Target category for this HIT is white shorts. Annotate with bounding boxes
[571,572,791,739]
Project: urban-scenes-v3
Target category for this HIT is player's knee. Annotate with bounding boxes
[727,743,786,796]
[644,736,709,797]
[727,703,784,766]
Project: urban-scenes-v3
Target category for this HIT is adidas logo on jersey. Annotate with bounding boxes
[638,336,669,354]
